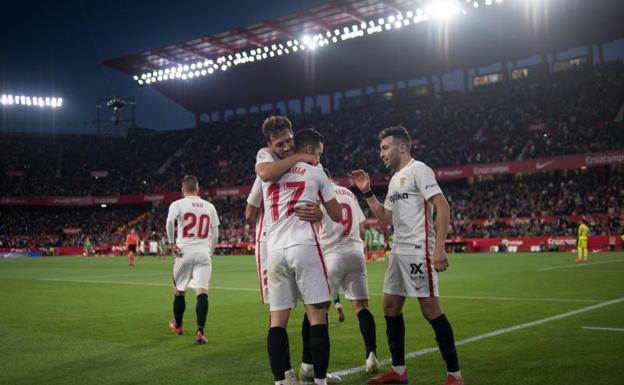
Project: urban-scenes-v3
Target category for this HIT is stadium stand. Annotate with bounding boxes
[2,63,623,197]
[2,63,623,252]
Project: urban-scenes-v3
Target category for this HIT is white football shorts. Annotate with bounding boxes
[324,249,369,301]
[268,244,332,311]
[172,249,212,292]
[383,251,439,298]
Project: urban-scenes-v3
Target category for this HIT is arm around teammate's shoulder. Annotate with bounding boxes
[255,153,317,182]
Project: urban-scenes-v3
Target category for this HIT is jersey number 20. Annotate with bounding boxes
[182,213,211,238]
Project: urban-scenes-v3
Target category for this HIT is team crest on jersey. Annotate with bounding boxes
[399,176,407,187]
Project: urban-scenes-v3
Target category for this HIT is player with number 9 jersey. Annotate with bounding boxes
[319,183,366,255]
[318,178,379,372]
[319,183,368,301]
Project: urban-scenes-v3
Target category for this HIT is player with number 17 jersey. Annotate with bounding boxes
[262,162,338,311]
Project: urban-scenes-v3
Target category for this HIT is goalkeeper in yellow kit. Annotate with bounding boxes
[577,221,589,263]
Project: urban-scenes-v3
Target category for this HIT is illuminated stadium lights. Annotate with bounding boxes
[426,1,461,19]
[1,94,63,108]
[133,0,504,85]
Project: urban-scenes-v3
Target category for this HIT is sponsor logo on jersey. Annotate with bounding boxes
[409,263,424,275]
[388,192,409,203]
[425,183,438,190]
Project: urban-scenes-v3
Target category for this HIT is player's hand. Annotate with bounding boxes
[295,203,323,223]
[169,244,183,258]
[350,170,371,193]
[432,247,449,272]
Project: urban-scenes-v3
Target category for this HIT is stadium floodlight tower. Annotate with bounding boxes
[95,97,136,136]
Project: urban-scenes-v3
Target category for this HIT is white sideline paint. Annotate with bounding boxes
[440,295,600,303]
[38,278,257,292]
[537,258,624,271]
[39,278,607,303]
[330,297,624,378]
[37,278,602,303]
[581,326,624,332]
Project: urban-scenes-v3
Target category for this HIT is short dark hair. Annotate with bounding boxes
[322,167,332,179]
[182,175,199,192]
[294,129,324,151]
[262,115,293,141]
[378,125,411,147]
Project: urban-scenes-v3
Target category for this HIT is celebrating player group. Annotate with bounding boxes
[164,115,465,385]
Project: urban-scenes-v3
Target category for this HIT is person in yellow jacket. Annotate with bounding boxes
[577,221,589,263]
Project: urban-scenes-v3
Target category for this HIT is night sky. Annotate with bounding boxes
[2,1,623,134]
[0,0,326,133]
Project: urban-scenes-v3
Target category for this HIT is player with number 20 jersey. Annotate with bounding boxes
[166,192,220,292]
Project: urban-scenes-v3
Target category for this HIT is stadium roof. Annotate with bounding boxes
[104,0,624,115]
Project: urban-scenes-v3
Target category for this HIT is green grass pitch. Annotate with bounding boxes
[1,252,623,385]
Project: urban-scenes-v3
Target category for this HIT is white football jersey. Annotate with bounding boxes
[256,147,277,166]
[383,159,443,253]
[251,147,279,242]
[166,196,220,251]
[246,176,267,243]
[262,162,336,249]
[319,184,366,255]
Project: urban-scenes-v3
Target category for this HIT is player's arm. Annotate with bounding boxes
[317,169,342,223]
[255,153,317,182]
[351,170,392,224]
[165,204,178,245]
[322,198,343,223]
[414,162,449,272]
[207,217,219,256]
[355,200,367,240]
[245,177,263,222]
[429,193,450,272]
[245,204,260,222]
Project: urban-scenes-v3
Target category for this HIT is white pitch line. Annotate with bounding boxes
[330,297,624,378]
[38,278,258,292]
[440,295,601,303]
[39,278,170,287]
[38,278,602,303]
[368,292,600,303]
[537,258,624,271]
[581,326,624,332]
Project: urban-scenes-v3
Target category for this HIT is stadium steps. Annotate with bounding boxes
[156,136,194,175]
[116,212,148,235]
